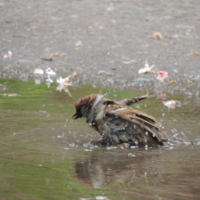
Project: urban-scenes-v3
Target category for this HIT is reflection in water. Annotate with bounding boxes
[46,80,52,88]
[0,78,200,199]
[56,85,72,97]
[73,146,200,199]
[74,148,162,189]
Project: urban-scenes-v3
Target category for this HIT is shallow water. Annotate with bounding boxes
[0,78,200,200]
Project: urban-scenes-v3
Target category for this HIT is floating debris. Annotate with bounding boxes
[56,74,73,96]
[163,100,181,109]
[56,85,72,97]
[57,133,65,139]
[95,196,108,200]
[1,93,21,97]
[34,79,41,84]
[56,76,72,86]
[128,153,136,157]
[84,149,92,152]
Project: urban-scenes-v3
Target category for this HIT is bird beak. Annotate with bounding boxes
[72,112,80,120]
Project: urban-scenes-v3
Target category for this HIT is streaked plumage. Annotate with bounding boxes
[73,94,168,146]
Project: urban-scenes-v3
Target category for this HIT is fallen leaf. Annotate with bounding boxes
[1,93,21,97]
[41,57,53,61]
[189,52,198,55]
[169,80,176,83]
[56,85,72,97]
[72,71,78,76]
[150,32,163,39]
[47,52,59,57]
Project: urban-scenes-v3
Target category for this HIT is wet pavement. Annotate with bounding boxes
[1,0,200,93]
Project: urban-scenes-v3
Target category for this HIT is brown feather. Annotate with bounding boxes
[74,94,98,111]
[118,94,148,106]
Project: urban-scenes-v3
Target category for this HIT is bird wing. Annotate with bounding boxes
[117,94,148,106]
[104,102,167,145]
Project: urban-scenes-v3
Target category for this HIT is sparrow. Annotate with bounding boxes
[72,94,168,146]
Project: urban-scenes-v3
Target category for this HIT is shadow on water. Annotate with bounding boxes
[0,78,200,200]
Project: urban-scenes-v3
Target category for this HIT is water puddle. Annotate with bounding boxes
[0,78,200,199]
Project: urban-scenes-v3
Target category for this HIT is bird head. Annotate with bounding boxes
[72,94,100,120]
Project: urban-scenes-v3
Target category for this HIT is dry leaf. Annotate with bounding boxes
[41,57,53,61]
[73,71,78,76]
[169,80,177,83]
[189,52,198,55]
[150,32,163,39]
[1,93,21,97]
[47,52,60,57]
